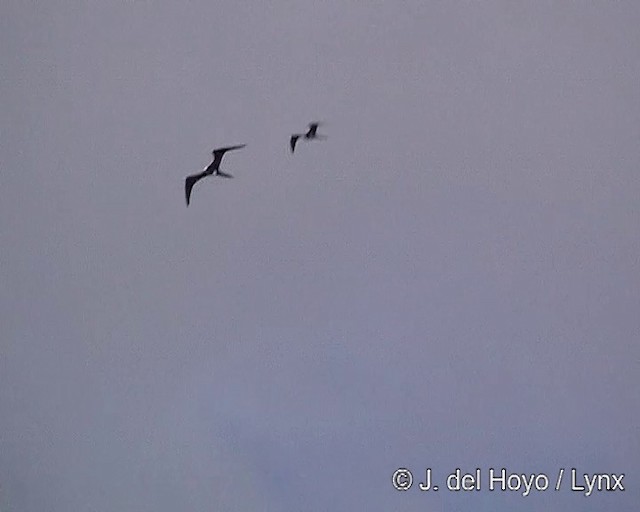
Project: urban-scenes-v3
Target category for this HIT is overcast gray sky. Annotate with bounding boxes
[2,1,639,511]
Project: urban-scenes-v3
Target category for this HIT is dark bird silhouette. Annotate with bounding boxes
[290,122,326,153]
[185,144,246,206]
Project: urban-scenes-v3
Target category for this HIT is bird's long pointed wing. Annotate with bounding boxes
[307,122,323,135]
[212,144,246,158]
[290,135,300,153]
[211,144,246,167]
[185,171,208,206]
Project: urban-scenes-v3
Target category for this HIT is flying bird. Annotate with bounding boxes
[185,144,246,206]
[290,122,326,153]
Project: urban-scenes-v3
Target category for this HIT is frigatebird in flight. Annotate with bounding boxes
[290,122,326,153]
[185,144,246,206]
